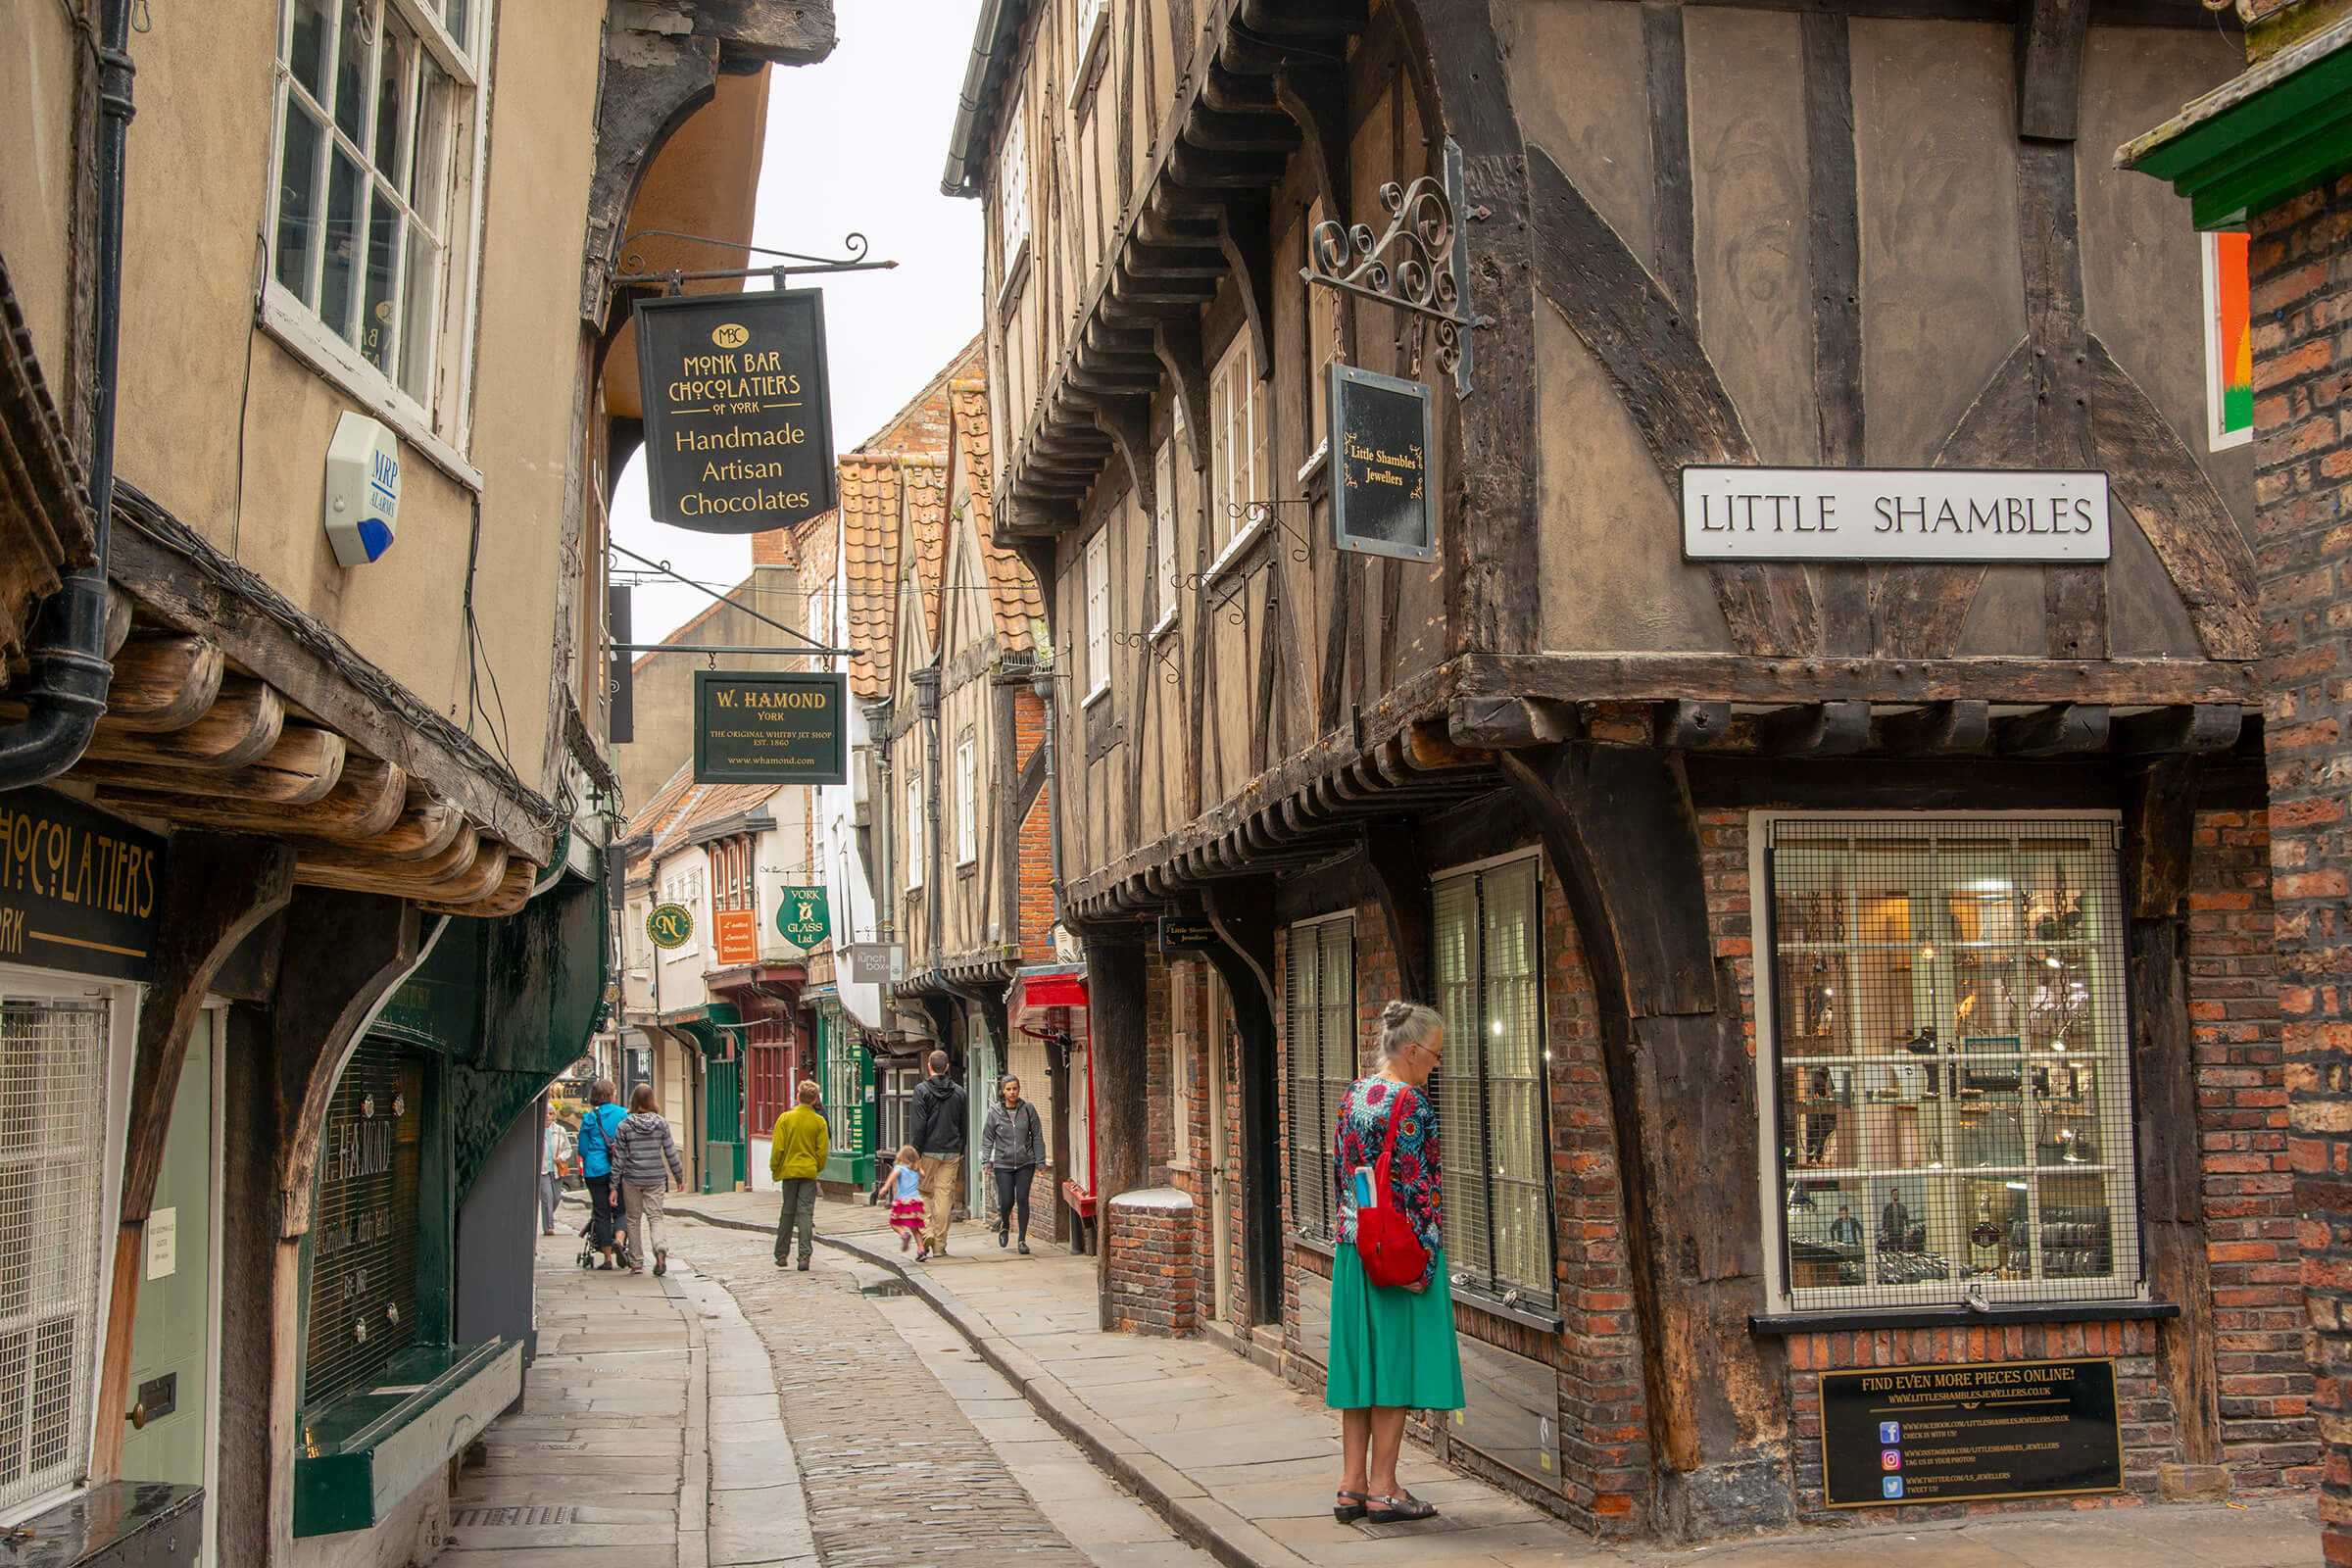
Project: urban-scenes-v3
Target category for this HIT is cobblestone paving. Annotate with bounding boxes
[676,1216,1104,1568]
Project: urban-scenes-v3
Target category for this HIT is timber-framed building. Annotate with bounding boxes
[946,0,2316,1536]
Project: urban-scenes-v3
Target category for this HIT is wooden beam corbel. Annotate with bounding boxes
[84,674,285,770]
[1273,58,1350,227]
[96,754,409,844]
[1090,396,1156,524]
[1652,699,1732,751]
[92,834,296,1483]
[1450,694,1578,750]
[1153,317,1211,466]
[82,632,223,732]
[1879,700,1991,756]
[1757,700,1870,758]
[1994,702,2110,757]
[1217,196,1277,381]
[2113,704,2244,757]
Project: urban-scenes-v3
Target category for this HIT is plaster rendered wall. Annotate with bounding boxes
[99,0,606,799]
[615,564,804,809]
[0,4,83,425]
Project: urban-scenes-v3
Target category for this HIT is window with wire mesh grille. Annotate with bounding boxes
[304,1041,424,1407]
[822,1015,866,1156]
[1432,859,1553,1306]
[0,998,110,1517]
[1285,917,1354,1240]
[1761,816,2141,1311]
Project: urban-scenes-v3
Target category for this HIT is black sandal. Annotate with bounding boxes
[1365,1492,1438,1524]
[1333,1489,1368,1523]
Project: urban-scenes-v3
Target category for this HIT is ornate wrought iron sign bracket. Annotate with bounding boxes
[612,229,898,297]
[1299,139,1492,397]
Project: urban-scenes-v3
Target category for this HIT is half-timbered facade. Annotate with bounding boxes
[949,0,2314,1536]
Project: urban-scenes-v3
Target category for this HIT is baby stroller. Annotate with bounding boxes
[576,1197,625,1270]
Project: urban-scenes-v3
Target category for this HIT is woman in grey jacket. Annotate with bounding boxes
[979,1076,1047,1253]
[612,1083,687,1275]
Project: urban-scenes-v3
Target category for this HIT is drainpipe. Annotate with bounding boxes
[0,0,133,789]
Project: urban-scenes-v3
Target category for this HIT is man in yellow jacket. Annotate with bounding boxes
[770,1080,829,1270]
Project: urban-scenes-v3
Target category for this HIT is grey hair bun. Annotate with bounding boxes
[1380,1000,1417,1030]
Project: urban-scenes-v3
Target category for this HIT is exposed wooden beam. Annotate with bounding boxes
[67,723,348,807]
[86,632,223,732]
[2112,703,2244,756]
[1993,702,2110,756]
[85,675,284,770]
[2018,0,2091,140]
[97,754,410,845]
[1652,699,1732,750]
[1757,700,1871,757]
[1455,651,2257,707]
[1878,700,1991,756]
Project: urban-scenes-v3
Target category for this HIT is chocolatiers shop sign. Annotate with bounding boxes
[0,789,163,982]
[634,289,836,533]
[693,669,848,785]
[1683,466,2111,563]
[1821,1357,2122,1507]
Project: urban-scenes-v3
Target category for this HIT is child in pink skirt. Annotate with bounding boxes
[885,1144,926,1252]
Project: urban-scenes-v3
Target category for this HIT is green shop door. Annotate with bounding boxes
[705,1055,744,1193]
[122,1011,215,1551]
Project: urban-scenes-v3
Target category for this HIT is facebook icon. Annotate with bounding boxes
[1880,1422,1901,1445]
[1883,1476,1906,1500]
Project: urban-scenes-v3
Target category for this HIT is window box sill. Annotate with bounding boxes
[259,289,482,492]
[293,1338,522,1538]
[1749,1298,2179,1336]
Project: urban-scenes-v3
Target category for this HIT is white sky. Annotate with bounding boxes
[609,5,986,644]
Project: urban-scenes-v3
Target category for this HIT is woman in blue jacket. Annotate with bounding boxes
[576,1079,628,1269]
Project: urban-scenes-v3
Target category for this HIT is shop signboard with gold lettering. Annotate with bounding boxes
[1328,364,1435,563]
[693,669,848,785]
[0,788,164,982]
[1821,1357,2122,1506]
[634,289,836,534]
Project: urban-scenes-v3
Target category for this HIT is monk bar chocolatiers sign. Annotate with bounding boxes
[0,788,164,982]
[1682,466,2111,563]
[1328,364,1435,563]
[634,289,836,533]
[693,669,848,785]
[1820,1357,2122,1508]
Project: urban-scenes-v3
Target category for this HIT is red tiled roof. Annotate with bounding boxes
[840,457,904,700]
[667,781,777,845]
[906,457,950,652]
[623,761,699,842]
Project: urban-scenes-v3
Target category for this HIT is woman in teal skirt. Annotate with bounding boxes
[1326,1000,1463,1526]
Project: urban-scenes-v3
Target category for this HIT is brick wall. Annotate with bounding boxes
[1104,1190,1199,1337]
[1011,689,1055,956]
[2248,172,2352,1561]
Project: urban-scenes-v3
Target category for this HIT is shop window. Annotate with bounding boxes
[1432,858,1552,1305]
[1284,916,1354,1241]
[823,1018,865,1156]
[0,996,112,1517]
[305,1040,426,1406]
[1209,335,1261,557]
[1760,816,2141,1309]
[269,0,482,431]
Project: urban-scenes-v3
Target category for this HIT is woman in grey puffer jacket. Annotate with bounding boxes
[979,1076,1048,1253]
[612,1083,687,1275]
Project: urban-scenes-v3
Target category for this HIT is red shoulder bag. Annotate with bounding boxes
[1353,1086,1430,1290]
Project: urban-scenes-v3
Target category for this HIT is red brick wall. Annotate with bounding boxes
[1105,1191,1199,1337]
[1012,689,1055,956]
[2248,173,2352,1560]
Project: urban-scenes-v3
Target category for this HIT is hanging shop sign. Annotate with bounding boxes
[847,941,903,985]
[1820,1357,2122,1507]
[634,288,836,534]
[713,907,759,966]
[0,788,163,982]
[775,886,830,948]
[1682,466,2111,563]
[1327,364,1435,563]
[647,903,694,950]
[693,669,848,785]
[1157,916,1221,953]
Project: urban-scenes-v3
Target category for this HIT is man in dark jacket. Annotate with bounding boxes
[908,1050,966,1259]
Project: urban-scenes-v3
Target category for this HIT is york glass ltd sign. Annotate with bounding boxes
[775,886,830,948]
[634,289,836,533]
[1682,467,2110,563]
[693,670,848,785]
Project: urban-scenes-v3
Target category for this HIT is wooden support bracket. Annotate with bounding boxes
[1879,700,1992,756]
[1757,700,1871,758]
[1652,700,1732,751]
[1994,702,2110,757]
[2112,704,2243,757]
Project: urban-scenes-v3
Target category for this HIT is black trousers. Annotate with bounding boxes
[992,1163,1036,1240]
[586,1172,620,1248]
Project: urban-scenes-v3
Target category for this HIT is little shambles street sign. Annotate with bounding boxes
[1682,466,2111,563]
[1329,364,1435,563]
[693,670,847,785]
[1820,1357,2122,1507]
[634,289,836,533]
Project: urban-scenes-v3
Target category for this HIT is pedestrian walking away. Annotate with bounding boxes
[1328,1001,1462,1528]
[885,1145,927,1254]
[769,1079,829,1270]
[908,1049,966,1257]
[575,1078,628,1270]
[538,1100,572,1236]
[612,1082,686,1275]
[979,1074,1045,1254]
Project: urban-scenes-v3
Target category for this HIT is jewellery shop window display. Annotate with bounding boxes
[1755,815,2140,1311]
[302,1039,433,1409]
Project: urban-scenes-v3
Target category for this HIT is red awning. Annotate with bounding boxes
[1022,973,1088,1008]
[1008,968,1089,1033]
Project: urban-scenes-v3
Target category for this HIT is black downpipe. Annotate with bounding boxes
[0,0,132,790]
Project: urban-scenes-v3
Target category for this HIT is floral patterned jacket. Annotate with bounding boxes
[1333,1076,1443,1291]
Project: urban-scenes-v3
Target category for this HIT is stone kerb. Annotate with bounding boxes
[1105,1186,1198,1339]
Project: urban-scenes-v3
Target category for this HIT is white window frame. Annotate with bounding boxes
[1082,524,1111,706]
[1284,913,1354,1243]
[1169,961,1196,1170]
[1150,441,1178,638]
[1068,0,1109,109]
[1207,333,1265,569]
[996,93,1031,279]
[0,973,134,1528]
[954,734,978,867]
[1429,853,1553,1306]
[262,0,490,487]
[904,769,924,892]
[1750,810,2143,1314]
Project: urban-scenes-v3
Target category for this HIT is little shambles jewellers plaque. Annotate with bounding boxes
[1328,364,1435,562]
[634,289,836,533]
[1683,466,2110,563]
[1821,1357,2122,1507]
[693,669,848,785]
